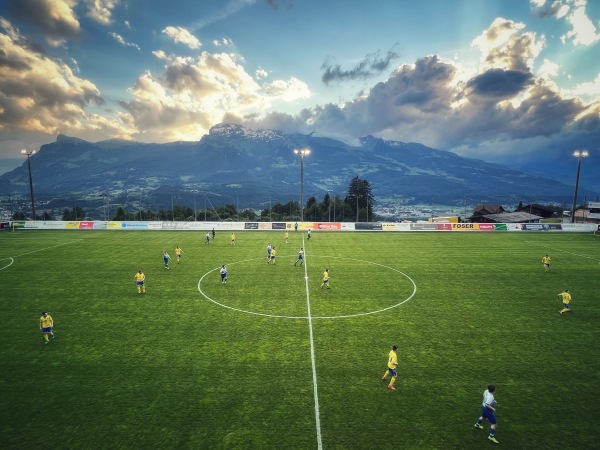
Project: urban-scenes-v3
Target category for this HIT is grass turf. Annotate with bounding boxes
[0,230,598,449]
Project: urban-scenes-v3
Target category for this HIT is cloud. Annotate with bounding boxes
[162,26,202,49]
[255,67,268,79]
[119,51,311,142]
[234,17,599,165]
[7,0,81,42]
[0,19,131,143]
[472,17,545,71]
[108,32,140,51]
[189,0,256,32]
[561,0,600,45]
[531,0,600,45]
[213,37,233,47]
[467,69,534,99]
[321,49,400,84]
[531,0,570,19]
[85,0,120,26]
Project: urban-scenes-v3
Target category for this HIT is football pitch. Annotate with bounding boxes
[1,230,598,450]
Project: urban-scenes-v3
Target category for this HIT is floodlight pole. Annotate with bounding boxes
[294,148,310,222]
[571,150,589,223]
[21,149,36,219]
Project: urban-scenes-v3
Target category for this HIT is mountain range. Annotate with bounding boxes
[1,123,598,215]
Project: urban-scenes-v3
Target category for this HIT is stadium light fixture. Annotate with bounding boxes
[21,149,36,219]
[293,148,310,222]
[570,150,589,224]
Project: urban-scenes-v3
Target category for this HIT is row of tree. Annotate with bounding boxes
[11,177,376,222]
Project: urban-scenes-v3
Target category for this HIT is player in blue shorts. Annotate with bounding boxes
[474,384,500,444]
[294,247,304,266]
[220,265,228,284]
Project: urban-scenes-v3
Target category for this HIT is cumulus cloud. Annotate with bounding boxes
[561,0,600,45]
[0,18,131,143]
[472,17,545,71]
[255,67,268,79]
[321,49,400,84]
[162,26,202,49]
[234,17,599,164]
[85,0,120,26]
[119,51,311,142]
[531,0,600,45]
[7,0,81,42]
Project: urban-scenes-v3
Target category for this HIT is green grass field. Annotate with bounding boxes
[1,229,599,450]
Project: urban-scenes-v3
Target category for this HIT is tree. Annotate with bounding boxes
[345,176,374,222]
[62,206,86,220]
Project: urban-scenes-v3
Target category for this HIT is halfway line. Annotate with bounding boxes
[302,236,323,450]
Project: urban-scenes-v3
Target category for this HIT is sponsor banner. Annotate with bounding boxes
[258,223,272,230]
[478,224,495,231]
[451,223,480,231]
[494,224,508,231]
[244,222,259,229]
[94,221,108,229]
[24,221,42,228]
[521,223,546,231]
[79,221,94,229]
[315,222,341,230]
[272,222,286,230]
[341,223,355,230]
[108,221,149,229]
[37,221,65,229]
[410,223,437,231]
[382,223,397,231]
[161,222,191,230]
[437,223,452,231]
[65,221,80,229]
[0,221,10,230]
[355,223,383,230]
[12,221,26,228]
[546,224,562,231]
[560,223,585,232]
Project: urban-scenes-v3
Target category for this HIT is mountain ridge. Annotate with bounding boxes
[1,124,597,213]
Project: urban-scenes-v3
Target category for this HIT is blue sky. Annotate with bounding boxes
[0,0,599,175]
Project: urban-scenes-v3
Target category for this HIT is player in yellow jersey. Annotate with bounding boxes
[542,254,551,272]
[285,231,289,244]
[381,345,398,390]
[320,268,330,289]
[230,232,236,245]
[268,246,277,264]
[39,311,54,344]
[134,270,146,293]
[175,246,184,263]
[558,289,572,314]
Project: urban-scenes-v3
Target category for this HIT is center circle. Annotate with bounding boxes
[197,256,417,319]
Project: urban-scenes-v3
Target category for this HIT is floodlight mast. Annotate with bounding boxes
[570,150,588,224]
[21,149,37,219]
[293,148,310,222]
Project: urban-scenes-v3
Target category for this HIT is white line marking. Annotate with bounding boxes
[302,237,323,450]
[525,241,600,262]
[0,257,14,271]
[5,239,83,259]
[197,257,417,319]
